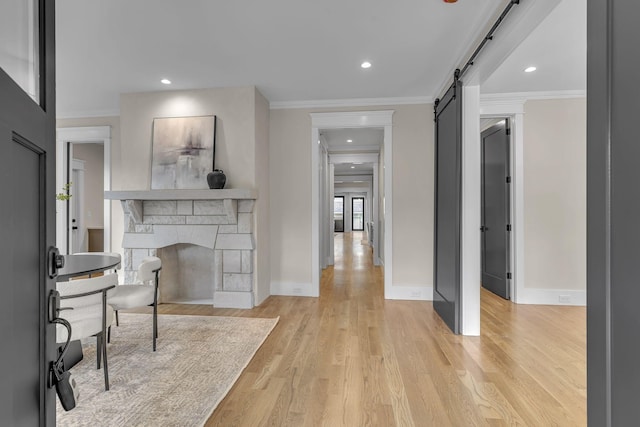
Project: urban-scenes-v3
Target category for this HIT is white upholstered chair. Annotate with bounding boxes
[56,273,117,390]
[107,256,161,351]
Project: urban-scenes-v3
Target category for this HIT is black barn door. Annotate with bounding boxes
[481,120,511,300]
[433,79,462,334]
[0,0,57,425]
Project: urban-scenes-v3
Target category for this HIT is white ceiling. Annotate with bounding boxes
[321,128,383,150]
[55,0,585,118]
[482,0,586,94]
[55,0,506,117]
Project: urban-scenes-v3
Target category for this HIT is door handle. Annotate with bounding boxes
[480,226,488,232]
[48,246,65,279]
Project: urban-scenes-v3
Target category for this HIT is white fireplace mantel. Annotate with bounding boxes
[106,189,258,309]
[105,189,257,201]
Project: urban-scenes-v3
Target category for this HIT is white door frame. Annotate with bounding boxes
[70,159,86,252]
[479,95,526,304]
[56,126,112,255]
[458,91,526,336]
[310,110,394,298]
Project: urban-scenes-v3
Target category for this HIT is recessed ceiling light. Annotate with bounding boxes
[161,78,172,84]
[361,61,372,69]
[347,139,353,143]
[524,66,537,73]
[350,166,356,169]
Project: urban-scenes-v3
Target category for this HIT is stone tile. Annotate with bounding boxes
[124,214,136,233]
[123,233,157,249]
[177,200,193,215]
[223,250,242,273]
[123,249,133,270]
[238,213,252,234]
[174,225,218,250]
[186,215,230,225]
[194,200,225,215]
[135,224,153,233]
[122,200,143,223]
[143,215,186,225]
[223,273,253,292]
[143,200,177,215]
[214,250,223,291]
[218,225,238,234]
[224,199,237,223]
[241,250,253,274]
[131,249,149,271]
[215,234,254,250]
[238,200,255,213]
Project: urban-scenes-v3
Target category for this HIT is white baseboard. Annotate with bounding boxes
[213,291,254,309]
[515,288,586,306]
[270,282,318,297]
[386,285,433,301]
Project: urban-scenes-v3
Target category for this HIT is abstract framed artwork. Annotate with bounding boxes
[150,115,217,189]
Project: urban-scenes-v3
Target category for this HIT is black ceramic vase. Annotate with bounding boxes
[207,169,226,189]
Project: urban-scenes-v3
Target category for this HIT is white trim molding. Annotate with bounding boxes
[56,108,121,120]
[311,110,394,299]
[270,282,316,297]
[482,90,586,104]
[516,288,586,306]
[271,96,432,110]
[386,285,433,301]
[479,99,525,306]
[461,85,482,336]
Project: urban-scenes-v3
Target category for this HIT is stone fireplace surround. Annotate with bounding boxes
[105,189,257,309]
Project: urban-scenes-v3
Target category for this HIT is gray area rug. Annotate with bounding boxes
[57,313,279,426]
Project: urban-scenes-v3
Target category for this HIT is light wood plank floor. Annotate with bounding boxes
[141,232,586,426]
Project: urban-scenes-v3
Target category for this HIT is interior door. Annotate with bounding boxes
[481,121,511,299]
[0,0,57,424]
[433,79,462,334]
[352,197,364,231]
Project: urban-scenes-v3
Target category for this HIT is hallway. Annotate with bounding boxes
[152,231,586,425]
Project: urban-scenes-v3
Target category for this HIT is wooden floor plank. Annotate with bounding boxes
[130,231,585,426]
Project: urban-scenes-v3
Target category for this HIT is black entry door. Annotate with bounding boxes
[0,0,57,424]
[481,121,511,299]
[433,80,462,334]
[334,196,344,232]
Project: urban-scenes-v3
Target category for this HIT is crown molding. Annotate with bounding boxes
[271,96,433,110]
[480,90,586,116]
[56,108,121,120]
[481,90,586,103]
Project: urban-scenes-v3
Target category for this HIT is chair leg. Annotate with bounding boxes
[102,327,110,391]
[153,301,157,351]
[96,333,102,369]
[115,310,119,327]
[108,325,111,343]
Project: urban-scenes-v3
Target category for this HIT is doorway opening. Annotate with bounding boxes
[334,196,345,232]
[480,118,512,300]
[67,142,105,254]
[56,126,112,255]
[310,110,393,298]
[352,197,365,231]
